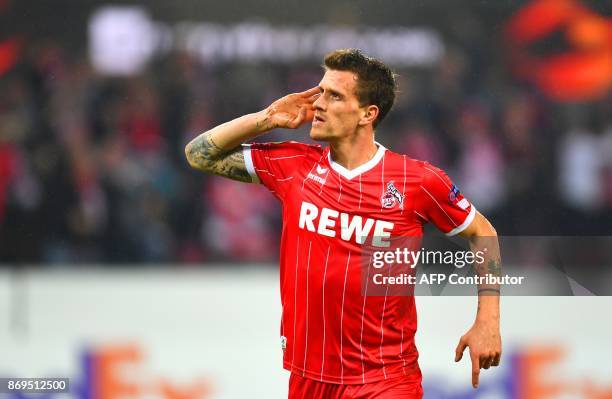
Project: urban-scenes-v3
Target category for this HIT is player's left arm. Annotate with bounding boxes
[454,211,502,389]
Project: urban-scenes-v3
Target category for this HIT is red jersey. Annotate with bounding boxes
[243,141,475,385]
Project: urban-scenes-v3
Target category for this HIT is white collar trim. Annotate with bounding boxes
[327,142,386,180]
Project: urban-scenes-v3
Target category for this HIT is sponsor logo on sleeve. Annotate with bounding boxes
[449,185,470,210]
[448,184,461,202]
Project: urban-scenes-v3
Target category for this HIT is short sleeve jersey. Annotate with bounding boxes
[243,141,475,384]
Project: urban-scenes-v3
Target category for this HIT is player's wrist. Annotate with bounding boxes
[475,295,500,323]
[475,313,500,326]
[475,313,500,329]
[253,108,277,133]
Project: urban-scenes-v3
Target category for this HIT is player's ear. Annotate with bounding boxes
[359,105,379,126]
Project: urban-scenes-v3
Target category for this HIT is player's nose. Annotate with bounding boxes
[313,93,325,110]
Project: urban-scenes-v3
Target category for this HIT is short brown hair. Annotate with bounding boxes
[323,49,397,127]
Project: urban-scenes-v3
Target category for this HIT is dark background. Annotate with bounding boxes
[1,0,611,264]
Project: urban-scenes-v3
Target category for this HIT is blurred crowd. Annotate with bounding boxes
[0,33,611,265]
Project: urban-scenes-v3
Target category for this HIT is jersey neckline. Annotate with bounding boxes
[327,142,386,180]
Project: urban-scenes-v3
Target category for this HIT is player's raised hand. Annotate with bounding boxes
[263,87,319,129]
[454,321,502,389]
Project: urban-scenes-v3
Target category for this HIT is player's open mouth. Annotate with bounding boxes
[313,115,325,125]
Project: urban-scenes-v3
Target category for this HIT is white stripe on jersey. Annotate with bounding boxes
[378,262,392,379]
[320,245,331,382]
[267,154,306,161]
[380,153,386,211]
[415,210,427,222]
[242,145,260,183]
[446,205,476,236]
[358,174,363,210]
[359,256,372,383]
[256,168,295,183]
[420,185,459,227]
[302,240,312,376]
[291,236,300,369]
[318,170,330,195]
[402,155,407,215]
[337,172,343,203]
[339,250,351,384]
[424,166,451,189]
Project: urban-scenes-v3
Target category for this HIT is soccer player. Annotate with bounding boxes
[185,49,502,398]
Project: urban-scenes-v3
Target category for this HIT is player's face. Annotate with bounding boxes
[310,70,367,141]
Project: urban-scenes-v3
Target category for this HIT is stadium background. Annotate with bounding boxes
[0,0,611,398]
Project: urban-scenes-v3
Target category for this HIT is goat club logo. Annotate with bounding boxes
[381,181,405,210]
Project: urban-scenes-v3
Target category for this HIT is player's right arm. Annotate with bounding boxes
[184,87,319,182]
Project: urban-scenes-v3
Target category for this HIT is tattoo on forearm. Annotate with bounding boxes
[205,134,223,156]
[255,115,277,131]
[186,133,252,182]
[487,259,502,277]
[474,257,502,278]
[255,116,267,130]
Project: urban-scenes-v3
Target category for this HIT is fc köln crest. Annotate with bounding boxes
[381,181,405,210]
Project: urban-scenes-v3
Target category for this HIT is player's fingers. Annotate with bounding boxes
[471,352,480,388]
[289,106,307,128]
[300,86,320,97]
[305,107,314,122]
[455,337,467,362]
[306,93,321,103]
[492,352,501,367]
[480,353,493,370]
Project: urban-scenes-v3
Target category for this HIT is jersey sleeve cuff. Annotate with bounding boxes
[445,205,476,236]
[242,144,261,184]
